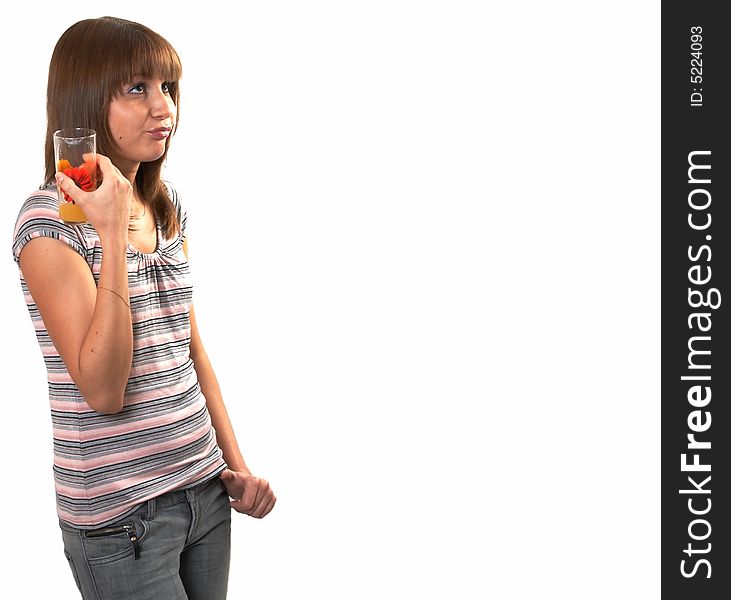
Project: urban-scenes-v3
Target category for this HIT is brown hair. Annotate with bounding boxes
[44,16,182,237]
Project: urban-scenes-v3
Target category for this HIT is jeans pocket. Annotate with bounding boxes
[83,515,149,566]
[84,525,137,566]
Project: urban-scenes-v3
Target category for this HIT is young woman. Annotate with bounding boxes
[12,16,275,600]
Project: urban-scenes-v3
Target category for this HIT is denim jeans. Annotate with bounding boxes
[60,475,231,600]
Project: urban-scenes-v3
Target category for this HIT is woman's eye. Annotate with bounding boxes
[125,81,173,96]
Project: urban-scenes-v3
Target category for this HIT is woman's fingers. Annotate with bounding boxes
[94,153,115,177]
[229,477,276,518]
[251,493,276,519]
[56,153,113,206]
[56,153,132,237]
[55,172,86,206]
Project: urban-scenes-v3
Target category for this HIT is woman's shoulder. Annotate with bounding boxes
[161,179,181,205]
[161,179,187,237]
[18,184,59,210]
[12,184,89,265]
[14,185,63,231]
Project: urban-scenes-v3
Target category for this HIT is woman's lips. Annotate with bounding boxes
[147,128,171,139]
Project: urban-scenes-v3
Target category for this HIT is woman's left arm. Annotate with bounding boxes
[184,241,276,518]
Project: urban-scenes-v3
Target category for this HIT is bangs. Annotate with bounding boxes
[126,35,182,85]
[99,18,182,95]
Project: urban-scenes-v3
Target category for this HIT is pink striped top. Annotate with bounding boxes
[12,183,226,528]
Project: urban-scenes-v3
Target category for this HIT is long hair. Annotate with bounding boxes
[44,16,182,237]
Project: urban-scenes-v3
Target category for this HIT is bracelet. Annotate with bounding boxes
[97,286,131,310]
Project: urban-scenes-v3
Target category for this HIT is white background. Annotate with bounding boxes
[0,1,659,598]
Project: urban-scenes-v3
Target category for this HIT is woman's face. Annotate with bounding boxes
[107,76,176,176]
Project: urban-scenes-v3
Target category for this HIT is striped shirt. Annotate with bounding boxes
[12,183,226,528]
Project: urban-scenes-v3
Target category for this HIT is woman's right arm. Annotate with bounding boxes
[19,155,134,414]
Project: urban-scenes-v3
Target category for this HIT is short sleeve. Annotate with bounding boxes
[12,189,88,265]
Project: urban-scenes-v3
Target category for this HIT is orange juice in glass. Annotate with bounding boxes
[53,128,97,224]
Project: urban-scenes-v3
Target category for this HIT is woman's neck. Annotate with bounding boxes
[108,155,140,187]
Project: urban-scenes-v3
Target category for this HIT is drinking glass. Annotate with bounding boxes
[53,128,97,223]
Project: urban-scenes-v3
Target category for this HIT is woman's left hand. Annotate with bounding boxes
[220,468,276,518]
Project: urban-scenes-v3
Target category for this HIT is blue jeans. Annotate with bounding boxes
[60,475,231,600]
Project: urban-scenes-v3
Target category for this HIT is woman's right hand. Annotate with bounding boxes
[56,153,132,243]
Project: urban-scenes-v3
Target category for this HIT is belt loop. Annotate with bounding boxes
[146,497,156,521]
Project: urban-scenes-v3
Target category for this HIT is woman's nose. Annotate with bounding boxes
[150,87,174,120]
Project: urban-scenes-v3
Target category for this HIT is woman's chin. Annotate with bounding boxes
[140,148,167,164]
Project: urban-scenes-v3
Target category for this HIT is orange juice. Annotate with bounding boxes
[57,158,96,224]
[59,201,88,223]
